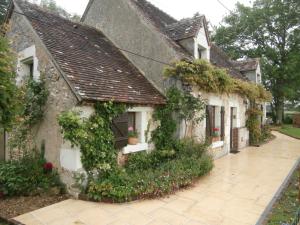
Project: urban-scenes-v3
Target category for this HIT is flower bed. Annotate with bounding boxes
[85,139,213,203]
[0,154,64,198]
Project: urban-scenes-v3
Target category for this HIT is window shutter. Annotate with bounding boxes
[221,106,225,141]
[206,106,213,143]
[112,113,128,149]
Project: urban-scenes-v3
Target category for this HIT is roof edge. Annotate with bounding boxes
[80,0,95,22]
[12,0,83,103]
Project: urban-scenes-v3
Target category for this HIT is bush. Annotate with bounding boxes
[86,139,213,202]
[0,154,63,197]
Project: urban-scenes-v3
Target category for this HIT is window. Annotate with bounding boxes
[128,112,136,131]
[206,105,225,143]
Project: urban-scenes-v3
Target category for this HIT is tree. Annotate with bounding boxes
[0,0,10,25]
[40,0,81,22]
[0,36,20,129]
[212,0,300,124]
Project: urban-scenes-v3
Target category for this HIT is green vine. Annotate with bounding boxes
[58,102,126,176]
[246,107,263,145]
[151,87,206,152]
[165,59,272,102]
[9,78,48,154]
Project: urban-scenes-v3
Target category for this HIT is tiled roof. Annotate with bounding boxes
[232,58,259,72]
[15,0,165,105]
[165,15,205,41]
[210,44,247,80]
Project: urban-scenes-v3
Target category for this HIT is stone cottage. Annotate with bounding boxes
[3,0,166,184]
[1,0,265,185]
[81,0,265,157]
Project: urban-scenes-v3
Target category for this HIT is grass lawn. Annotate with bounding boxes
[265,167,300,225]
[279,125,300,139]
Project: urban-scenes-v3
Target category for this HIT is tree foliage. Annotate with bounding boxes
[40,0,81,22]
[0,36,20,129]
[212,0,300,123]
[0,0,10,25]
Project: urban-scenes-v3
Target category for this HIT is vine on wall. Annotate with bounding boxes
[164,59,272,102]
[151,87,206,152]
[58,102,126,176]
[164,59,272,146]
[9,78,48,155]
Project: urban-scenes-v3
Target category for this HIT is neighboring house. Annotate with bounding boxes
[81,0,265,157]
[2,0,266,187]
[3,0,165,185]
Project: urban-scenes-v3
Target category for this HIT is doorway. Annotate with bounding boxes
[230,107,238,153]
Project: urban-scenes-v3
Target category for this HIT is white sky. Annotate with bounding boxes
[34,0,253,26]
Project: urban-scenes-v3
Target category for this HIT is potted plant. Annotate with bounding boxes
[212,128,220,142]
[128,127,138,145]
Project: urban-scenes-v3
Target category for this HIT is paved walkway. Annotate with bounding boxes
[15,132,300,225]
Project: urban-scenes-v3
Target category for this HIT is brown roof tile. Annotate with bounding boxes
[165,15,205,41]
[232,58,259,72]
[210,44,248,80]
[16,0,165,105]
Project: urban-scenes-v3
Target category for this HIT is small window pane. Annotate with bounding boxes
[128,112,136,130]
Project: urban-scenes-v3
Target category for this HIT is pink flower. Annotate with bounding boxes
[128,127,134,131]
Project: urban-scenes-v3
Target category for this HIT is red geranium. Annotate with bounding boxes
[43,162,53,172]
[213,128,220,132]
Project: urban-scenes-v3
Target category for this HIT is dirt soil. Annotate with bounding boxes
[0,194,69,219]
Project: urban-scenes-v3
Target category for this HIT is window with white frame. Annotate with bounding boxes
[206,105,225,143]
[17,46,40,85]
[112,107,152,154]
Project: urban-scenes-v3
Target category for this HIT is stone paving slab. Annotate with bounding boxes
[14,132,300,225]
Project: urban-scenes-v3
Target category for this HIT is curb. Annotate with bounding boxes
[255,157,300,225]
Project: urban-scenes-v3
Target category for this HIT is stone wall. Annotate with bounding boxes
[82,0,182,93]
[6,12,78,176]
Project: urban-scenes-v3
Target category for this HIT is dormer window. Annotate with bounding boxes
[21,57,34,79]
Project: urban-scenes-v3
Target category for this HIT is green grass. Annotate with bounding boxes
[265,167,300,225]
[279,125,300,139]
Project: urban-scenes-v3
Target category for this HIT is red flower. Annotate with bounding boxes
[0,191,4,198]
[213,128,220,132]
[43,162,53,172]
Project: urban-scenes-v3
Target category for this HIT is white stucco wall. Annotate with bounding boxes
[59,105,156,171]
[194,27,210,61]
[188,89,249,157]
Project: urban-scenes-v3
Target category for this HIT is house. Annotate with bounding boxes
[81,0,265,157]
[2,0,266,188]
[3,0,165,185]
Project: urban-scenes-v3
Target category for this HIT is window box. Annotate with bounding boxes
[122,143,149,154]
[211,141,224,149]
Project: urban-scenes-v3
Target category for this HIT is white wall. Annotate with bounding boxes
[190,89,249,157]
[194,27,210,61]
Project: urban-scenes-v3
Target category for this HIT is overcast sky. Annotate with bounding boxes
[33,0,253,26]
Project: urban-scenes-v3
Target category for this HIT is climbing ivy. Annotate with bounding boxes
[246,107,263,145]
[151,87,206,152]
[58,102,126,176]
[9,78,48,154]
[165,59,272,102]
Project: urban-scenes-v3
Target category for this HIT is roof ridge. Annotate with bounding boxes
[131,0,177,24]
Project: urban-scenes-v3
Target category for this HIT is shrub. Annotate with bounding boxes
[0,154,63,197]
[86,139,213,203]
